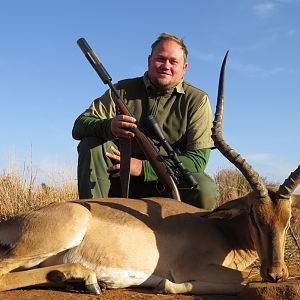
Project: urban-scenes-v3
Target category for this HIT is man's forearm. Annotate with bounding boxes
[72,115,114,141]
[143,148,211,181]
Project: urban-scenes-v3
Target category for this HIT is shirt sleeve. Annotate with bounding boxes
[72,115,114,141]
[72,88,117,141]
[186,94,215,150]
[142,148,211,182]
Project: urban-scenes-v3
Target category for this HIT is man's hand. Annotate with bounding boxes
[106,145,143,177]
[110,115,137,139]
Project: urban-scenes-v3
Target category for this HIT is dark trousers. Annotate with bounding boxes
[77,137,218,210]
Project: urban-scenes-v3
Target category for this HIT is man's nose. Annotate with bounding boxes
[160,60,171,69]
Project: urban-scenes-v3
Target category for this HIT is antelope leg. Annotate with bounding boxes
[0,263,102,294]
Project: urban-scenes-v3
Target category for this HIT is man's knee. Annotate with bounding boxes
[180,173,218,210]
[77,137,106,154]
[77,138,116,199]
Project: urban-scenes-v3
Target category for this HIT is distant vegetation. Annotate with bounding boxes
[0,161,279,221]
[0,161,77,221]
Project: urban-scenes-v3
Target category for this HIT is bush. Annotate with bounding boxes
[213,167,271,207]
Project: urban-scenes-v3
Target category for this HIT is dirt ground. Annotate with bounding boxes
[0,287,239,300]
[1,199,299,300]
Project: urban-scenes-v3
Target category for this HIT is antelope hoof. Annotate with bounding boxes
[98,280,107,291]
[86,282,102,294]
[153,279,168,294]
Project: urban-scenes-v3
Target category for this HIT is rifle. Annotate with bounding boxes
[142,115,198,189]
[77,37,180,201]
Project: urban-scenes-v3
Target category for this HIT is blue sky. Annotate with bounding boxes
[0,0,299,187]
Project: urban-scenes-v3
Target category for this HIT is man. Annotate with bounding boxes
[72,33,218,209]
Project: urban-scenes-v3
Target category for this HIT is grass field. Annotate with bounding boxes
[0,161,256,220]
[0,162,78,221]
[0,162,296,220]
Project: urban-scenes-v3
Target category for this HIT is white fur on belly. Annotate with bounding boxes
[60,251,162,288]
[93,266,162,288]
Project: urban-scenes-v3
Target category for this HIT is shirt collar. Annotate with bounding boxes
[143,72,185,96]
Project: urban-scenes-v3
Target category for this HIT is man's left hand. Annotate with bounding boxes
[106,145,143,177]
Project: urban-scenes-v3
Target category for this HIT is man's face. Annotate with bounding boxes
[148,40,188,91]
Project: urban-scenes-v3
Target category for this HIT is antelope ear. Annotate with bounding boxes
[206,198,249,219]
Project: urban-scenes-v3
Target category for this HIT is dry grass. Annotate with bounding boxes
[287,195,300,269]
[1,165,254,221]
[213,167,279,206]
[0,163,78,221]
[0,165,295,220]
[214,168,253,206]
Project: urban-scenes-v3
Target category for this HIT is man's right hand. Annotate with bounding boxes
[110,115,137,139]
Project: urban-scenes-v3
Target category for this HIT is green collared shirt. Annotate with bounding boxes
[72,72,214,181]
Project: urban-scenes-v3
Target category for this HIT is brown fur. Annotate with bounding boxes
[0,193,292,295]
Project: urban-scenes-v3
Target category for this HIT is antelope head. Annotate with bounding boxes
[212,51,300,282]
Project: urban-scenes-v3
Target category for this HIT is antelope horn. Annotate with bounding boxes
[277,165,300,199]
[212,51,268,198]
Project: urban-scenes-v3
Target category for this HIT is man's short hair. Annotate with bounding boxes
[151,33,188,62]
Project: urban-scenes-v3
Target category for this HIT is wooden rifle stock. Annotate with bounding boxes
[77,38,180,200]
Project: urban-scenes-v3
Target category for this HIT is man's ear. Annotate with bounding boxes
[183,62,188,73]
[148,55,151,67]
[206,197,250,219]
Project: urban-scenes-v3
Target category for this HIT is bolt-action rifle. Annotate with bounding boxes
[77,37,181,200]
[141,115,198,189]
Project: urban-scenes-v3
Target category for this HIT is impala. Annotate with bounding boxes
[0,53,299,295]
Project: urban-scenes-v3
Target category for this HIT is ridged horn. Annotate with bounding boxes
[277,165,300,199]
[211,51,268,198]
